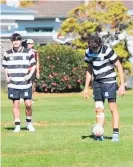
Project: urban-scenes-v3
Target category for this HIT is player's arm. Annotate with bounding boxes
[2,52,11,83]
[109,49,125,96]
[29,65,36,76]
[114,59,125,96]
[84,49,93,98]
[108,48,125,96]
[36,52,40,79]
[4,68,11,83]
[24,65,36,81]
[24,52,36,81]
[84,65,92,98]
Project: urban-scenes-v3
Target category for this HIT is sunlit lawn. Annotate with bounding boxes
[1,91,133,167]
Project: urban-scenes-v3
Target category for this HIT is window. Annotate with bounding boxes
[26,27,53,32]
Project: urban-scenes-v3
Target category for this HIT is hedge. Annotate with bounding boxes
[36,44,86,93]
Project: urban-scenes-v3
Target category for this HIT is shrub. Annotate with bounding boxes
[36,44,86,93]
[113,42,132,73]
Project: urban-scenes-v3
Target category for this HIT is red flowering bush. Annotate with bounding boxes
[36,44,86,93]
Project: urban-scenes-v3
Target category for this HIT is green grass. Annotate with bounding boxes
[1,91,133,167]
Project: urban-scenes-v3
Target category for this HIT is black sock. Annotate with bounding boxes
[113,128,119,135]
[15,122,20,125]
[26,116,32,123]
[26,119,31,123]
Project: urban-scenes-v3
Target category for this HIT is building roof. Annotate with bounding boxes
[121,1,133,10]
[0,4,36,20]
[27,1,84,18]
[1,4,35,14]
[27,0,133,19]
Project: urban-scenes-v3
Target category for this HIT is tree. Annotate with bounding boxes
[19,0,34,7]
[127,20,133,36]
[59,0,132,72]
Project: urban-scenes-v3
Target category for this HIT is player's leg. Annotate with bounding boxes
[108,99,119,142]
[95,101,105,126]
[23,87,35,131]
[8,88,21,132]
[105,82,119,141]
[93,81,105,126]
[94,101,105,141]
[24,100,35,131]
[93,81,105,140]
[12,99,21,132]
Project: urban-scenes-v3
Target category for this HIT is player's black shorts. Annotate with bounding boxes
[92,81,118,102]
[8,87,32,100]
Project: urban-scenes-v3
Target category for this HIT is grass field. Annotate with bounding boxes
[1,91,133,167]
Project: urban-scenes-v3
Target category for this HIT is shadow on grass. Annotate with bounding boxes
[4,127,28,131]
[81,135,112,140]
[4,127,14,131]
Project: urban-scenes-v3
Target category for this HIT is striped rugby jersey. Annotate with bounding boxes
[2,47,36,89]
[84,45,119,83]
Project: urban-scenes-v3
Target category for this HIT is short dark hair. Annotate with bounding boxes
[11,33,22,41]
[88,33,102,48]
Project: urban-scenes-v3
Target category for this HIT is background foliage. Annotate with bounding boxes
[59,0,132,72]
[36,44,86,93]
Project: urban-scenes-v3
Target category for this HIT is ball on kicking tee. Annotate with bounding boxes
[92,123,104,137]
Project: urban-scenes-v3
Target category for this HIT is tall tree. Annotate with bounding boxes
[59,0,132,72]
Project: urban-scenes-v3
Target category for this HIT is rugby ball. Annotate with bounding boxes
[92,123,104,137]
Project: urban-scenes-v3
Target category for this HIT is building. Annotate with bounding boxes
[0,1,84,85]
[0,4,36,86]
[0,4,35,37]
[0,1,84,45]
[1,1,133,45]
[121,1,133,17]
[1,1,133,87]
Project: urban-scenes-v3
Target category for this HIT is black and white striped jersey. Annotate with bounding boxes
[2,47,36,89]
[84,45,119,83]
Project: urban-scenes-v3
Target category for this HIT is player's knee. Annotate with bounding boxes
[95,107,102,113]
[13,104,19,110]
[13,102,19,109]
[95,101,104,111]
[95,102,104,118]
[25,102,32,110]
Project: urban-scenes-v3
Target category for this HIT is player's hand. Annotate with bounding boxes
[117,84,125,96]
[6,76,11,83]
[24,74,31,81]
[84,88,89,99]
[36,72,40,79]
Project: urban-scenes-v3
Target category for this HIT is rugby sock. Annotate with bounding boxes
[26,116,32,123]
[15,119,20,125]
[113,128,119,135]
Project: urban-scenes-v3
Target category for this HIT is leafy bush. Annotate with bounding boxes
[113,42,128,59]
[113,42,132,72]
[36,44,86,93]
